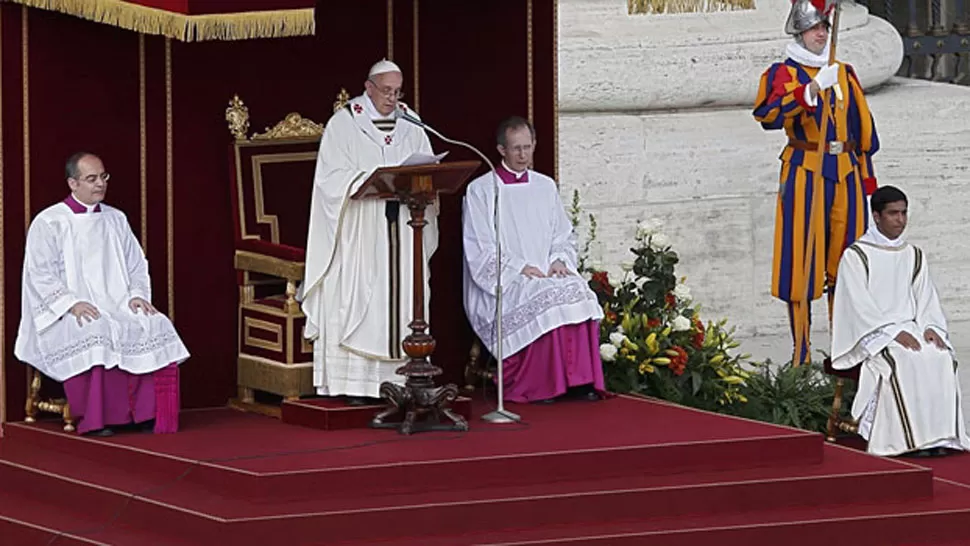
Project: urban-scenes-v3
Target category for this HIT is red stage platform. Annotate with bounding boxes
[1,395,970,545]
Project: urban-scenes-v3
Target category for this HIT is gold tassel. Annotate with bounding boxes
[628,0,754,14]
[8,0,315,42]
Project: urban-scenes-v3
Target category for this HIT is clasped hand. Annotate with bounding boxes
[521,260,571,279]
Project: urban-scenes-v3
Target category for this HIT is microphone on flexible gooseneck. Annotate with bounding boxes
[397,111,520,424]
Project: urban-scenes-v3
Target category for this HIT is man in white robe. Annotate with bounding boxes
[301,59,437,405]
[463,117,605,403]
[832,185,970,457]
[15,152,189,436]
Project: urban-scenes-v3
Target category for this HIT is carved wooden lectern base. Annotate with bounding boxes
[355,168,478,435]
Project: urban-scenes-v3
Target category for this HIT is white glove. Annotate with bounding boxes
[813,62,840,91]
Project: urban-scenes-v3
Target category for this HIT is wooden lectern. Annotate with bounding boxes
[351,159,481,434]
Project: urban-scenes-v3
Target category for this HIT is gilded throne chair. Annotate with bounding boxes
[225,92,348,409]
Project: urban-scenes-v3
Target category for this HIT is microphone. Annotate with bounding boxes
[397,107,520,424]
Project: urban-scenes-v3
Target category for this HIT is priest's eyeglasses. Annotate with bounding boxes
[367,79,405,100]
[75,173,111,184]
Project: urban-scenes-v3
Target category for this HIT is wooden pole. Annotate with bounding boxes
[792,1,841,366]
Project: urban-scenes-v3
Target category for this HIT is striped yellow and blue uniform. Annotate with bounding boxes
[753,58,880,362]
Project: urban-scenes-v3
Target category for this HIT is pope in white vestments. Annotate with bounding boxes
[15,153,189,436]
[301,60,437,403]
[463,117,605,403]
[832,186,970,457]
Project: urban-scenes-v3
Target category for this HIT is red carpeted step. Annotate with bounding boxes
[0,490,186,546]
[0,441,939,545]
[2,398,823,501]
[353,479,970,546]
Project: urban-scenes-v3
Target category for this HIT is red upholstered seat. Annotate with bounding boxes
[236,239,306,263]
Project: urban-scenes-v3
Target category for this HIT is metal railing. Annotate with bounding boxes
[857,0,970,84]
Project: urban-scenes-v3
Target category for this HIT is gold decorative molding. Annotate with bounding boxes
[237,354,314,399]
[165,37,174,322]
[527,0,534,125]
[225,94,250,141]
[244,317,284,353]
[139,33,147,252]
[628,0,753,14]
[22,6,30,230]
[386,0,394,61]
[250,151,318,243]
[553,0,560,182]
[0,5,6,431]
[234,250,305,282]
[412,0,419,112]
[333,88,349,113]
[251,113,323,141]
[7,0,315,42]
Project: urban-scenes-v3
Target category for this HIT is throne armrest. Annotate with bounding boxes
[235,249,304,282]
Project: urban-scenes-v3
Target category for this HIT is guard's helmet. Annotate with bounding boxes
[785,0,833,35]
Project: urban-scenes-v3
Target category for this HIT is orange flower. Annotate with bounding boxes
[665,293,676,308]
[647,317,661,328]
[669,345,689,376]
[591,271,614,296]
[692,319,705,349]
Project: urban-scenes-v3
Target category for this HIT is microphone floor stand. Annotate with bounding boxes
[480,171,520,424]
[418,125,519,424]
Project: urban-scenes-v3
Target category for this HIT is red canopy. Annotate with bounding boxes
[9,0,316,41]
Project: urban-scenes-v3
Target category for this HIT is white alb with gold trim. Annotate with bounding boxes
[832,229,970,456]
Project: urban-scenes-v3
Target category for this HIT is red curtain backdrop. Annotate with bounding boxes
[113,1,315,16]
[1,0,557,421]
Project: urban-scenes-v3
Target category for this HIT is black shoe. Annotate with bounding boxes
[83,428,114,438]
[567,384,601,401]
[533,398,557,405]
[931,447,950,457]
[138,419,156,433]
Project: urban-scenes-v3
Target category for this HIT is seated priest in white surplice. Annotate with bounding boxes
[14,152,189,437]
[462,117,605,404]
[300,59,438,406]
[832,185,970,457]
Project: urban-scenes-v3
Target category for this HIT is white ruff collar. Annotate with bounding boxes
[786,41,830,68]
[859,227,906,248]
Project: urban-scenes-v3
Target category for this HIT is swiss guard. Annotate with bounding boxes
[753,0,881,364]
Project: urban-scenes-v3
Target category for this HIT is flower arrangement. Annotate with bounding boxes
[569,191,752,411]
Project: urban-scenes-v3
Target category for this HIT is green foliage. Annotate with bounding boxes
[570,189,840,434]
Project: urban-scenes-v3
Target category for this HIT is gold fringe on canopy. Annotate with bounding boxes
[8,0,315,42]
[628,0,754,14]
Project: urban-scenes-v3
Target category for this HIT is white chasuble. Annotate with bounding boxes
[831,234,970,456]
[301,94,437,397]
[462,169,603,359]
[15,202,189,382]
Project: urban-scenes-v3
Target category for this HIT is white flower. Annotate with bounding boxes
[636,218,664,239]
[620,261,634,272]
[672,315,692,332]
[650,233,670,249]
[609,332,628,347]
[616,325,625,334]
[673,283,691,301]
[636,276,652,290]
[600,344,618,362]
